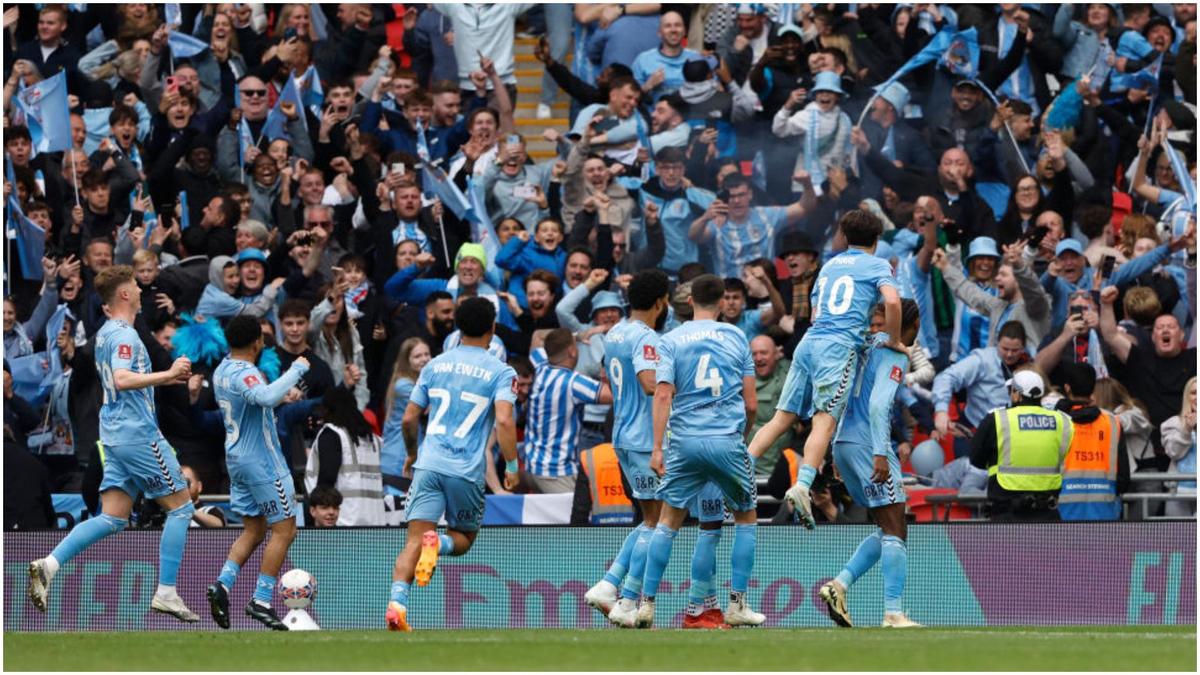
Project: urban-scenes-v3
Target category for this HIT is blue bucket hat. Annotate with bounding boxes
[966,236,1000,261]
[875,81,910,114]
[812,71,845,96]
[590,291,625,316]
[236,248,268,265]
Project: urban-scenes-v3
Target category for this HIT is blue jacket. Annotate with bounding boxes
[932,346,1014,428]
[360,95,486,161]
[494,236,567,309]
[1040,244,1170,331]
[382,263,518,331]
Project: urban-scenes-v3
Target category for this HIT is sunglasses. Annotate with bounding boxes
[307,220,332,228]
[240,89,267,98]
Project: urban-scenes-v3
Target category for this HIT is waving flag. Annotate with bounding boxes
[15,72,72,155]
[167,30,209,59]
[10,305,72,407]
[309,4,329,41]
[465,177,500,265]
[857,27,978,126]
[263,71,307,141]
[421,162,470,219]
[415,121,431,162]
[1162,139,1196,211]
[298,65,323,119]
[164,2,182,26]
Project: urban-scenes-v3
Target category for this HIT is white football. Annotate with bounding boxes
[278,569,317,609]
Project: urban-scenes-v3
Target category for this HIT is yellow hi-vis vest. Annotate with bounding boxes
[989,406,1074,492]
[580,444,633,524]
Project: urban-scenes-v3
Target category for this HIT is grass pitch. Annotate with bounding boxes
[5,626,1195,671]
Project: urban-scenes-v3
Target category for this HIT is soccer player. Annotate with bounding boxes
[27,265,198,621]
[207,315,311,630]
[748,209,904,528]
[385,297,519,632]
[771,300,923,628]
[587,270,729,629]
[637,275,765,628]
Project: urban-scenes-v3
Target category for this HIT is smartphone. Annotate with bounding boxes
[283,27,298,41]
[716,189,730,203]
[1069,304,1085,319]
[165,76,179,94]
[1025,225,1049,249]
[295,233,312,246]
[705,117,718,131]
[507,134,520,146]
[1100,254,1116,279]
[391,162,406,175]
[703,40,717,52]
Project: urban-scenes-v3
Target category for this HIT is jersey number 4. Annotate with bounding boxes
[694,354,722,396]
[813,275,855,319]
[427,388,490,439]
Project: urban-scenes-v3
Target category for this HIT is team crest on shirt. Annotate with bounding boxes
[643,345,658,361]
[889,366,903,383]
[244,375,260,388]
[118,344,132,359]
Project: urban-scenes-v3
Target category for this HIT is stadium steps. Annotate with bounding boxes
[508,35,567,160]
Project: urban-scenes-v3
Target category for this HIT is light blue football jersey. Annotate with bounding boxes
[804,248,897,347]
[656,319,754,437]
[410,345,518,482]
[604,318,659,452]
[96,319,159,446]
[835,346,909,454]
[213,357,308,482]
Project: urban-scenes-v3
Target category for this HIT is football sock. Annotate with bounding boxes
[641,524,678,600]
[689,529,720,606]
[731,524,756,594]
[881,535,907,614]
[686,601,704,617]
[620,524,653,600]
[836,528,882,589]
[390,581,410,606]
[797,464,817,490]
[254,574,275,606]
[217,560,240,591]
[158,503,194,587]
[704,595,720,610]
[602,526,642,587]
[49,513,127,575]
[438,533,455,556]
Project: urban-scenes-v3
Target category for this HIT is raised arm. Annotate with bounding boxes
[243,359,309,407]
[1097,285,1131,364]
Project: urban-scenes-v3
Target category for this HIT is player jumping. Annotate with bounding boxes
[748,210,904,528]
[386,297,519,632]
[637,275,765,628]
[767,300,923,628]
[587,270,730,629]
[27,265,199,622]
[207,316,311,630]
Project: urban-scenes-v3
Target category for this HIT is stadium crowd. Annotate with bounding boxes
[2,2,1196,529]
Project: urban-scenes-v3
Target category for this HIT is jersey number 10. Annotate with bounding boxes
[812,275,855,319]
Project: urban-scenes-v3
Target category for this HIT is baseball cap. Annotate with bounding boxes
[236,248,268,265]
[1006,370,1045,399]
[1055,239,1084,257]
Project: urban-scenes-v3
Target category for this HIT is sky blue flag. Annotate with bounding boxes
[858,27,977,126]
[421,162,470,219]
[635,112,653,155]
[264,70,308,141]
[415,120,431,162]
[179,191,190,230]
[164,2,182,26]
[168,30,209,59]
[10,305,71,407]
[16,71,72,155]
[297,65,323,119]
[1163,140,1196,211]
[13,207,46,280]
[466,177,500,264]
[309,4,329,41]
[1126,50,1164,94]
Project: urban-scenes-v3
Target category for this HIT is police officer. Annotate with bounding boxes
[969,367,1074,521]
[1056,363,1131,521]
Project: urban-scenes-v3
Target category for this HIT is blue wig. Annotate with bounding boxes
[1043,81,1083,132]
[257,344,282,383]
[171,312,229,367]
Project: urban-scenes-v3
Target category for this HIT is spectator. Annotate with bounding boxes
[1160,377,1197,518]
[748,334,791,477]
[933,321,1031,454]
[631,11,698,101]
[180,465,226,528]
[306,485,343,527]
[305,386,385,526]
[380,337,431,495]
[524,328,613,493]
[10,5,80,78]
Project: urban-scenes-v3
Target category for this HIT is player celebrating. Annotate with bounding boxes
[772,300,923,628]
[748,209,903,528]
[386,297,519,632]
[637,275,764,628]
[588,270,729,629]
[27,265,199,621]
[207,316,311,630]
